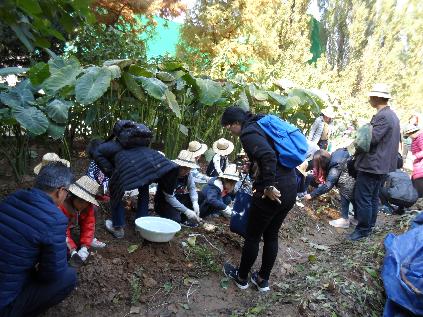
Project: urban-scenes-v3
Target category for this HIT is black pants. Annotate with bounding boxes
[238,171,297,281]
[0,267,77,317]
[413,178,423,198]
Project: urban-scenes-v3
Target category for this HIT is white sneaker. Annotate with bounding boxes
[91,238,107,249]
[329,218,350,229]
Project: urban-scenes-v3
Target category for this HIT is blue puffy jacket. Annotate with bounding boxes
[0,188,68,309]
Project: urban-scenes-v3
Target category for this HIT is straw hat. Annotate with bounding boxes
[69,176,100,206]
[321,107,335,119]
[219,164,240,182]
[187,141,208,157]
[213,138,234,156]
[173,150,199,169]
[34,153,70,175]
[404,124,420,136]
[368,83,392,99]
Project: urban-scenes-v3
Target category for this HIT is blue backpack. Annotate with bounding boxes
[257,115,307,168]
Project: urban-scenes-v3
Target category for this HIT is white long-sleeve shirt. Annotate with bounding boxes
[163,172,198,214]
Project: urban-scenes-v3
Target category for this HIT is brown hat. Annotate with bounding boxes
[34,153,70,175]
[69,176,100,206]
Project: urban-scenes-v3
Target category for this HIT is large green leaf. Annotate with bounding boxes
[75,67,112,105]
[0,86,34,109]
[0,67,29,76]
[248,84,268,101]
[123,72,145,101]
[103,59,134,69]
[165,89,181,118]
[17,0,42,15]
[158,60,186,71]
[47,121,66,139]
[12,106,49,135]
[235,90,249,111]
[28,62,50,85]
[43,57,82,94]
[268,91,288,110]
[45,99,71,124]
[196,78,223,106]
[136,76,167,101]
[128,65,154,77]
[157,71,175,82]
[107,65,121,80]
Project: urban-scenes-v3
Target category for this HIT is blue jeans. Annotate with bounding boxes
[0,267,77,317]
[112,185,149,228]
[354,171,384,234]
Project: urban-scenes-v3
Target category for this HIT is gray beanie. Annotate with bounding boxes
[35,162,73,189]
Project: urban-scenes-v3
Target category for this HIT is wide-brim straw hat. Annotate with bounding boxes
[321,107,336,119]
[187,141,208,157]
[34,152,70,175]
[173,150,199,169]
[69,176,100,206]
[213,138,234,156]
[219,164,240,182]
[404,124,420,136]
[368,83,392,99]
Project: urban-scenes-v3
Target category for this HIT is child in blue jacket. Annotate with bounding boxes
[200,164,239,218]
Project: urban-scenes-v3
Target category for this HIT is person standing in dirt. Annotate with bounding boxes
[308,107,335,150]
[350,83,400,241]
[404,124,423,197]
[220,106,297,292]
[0,162,77,316]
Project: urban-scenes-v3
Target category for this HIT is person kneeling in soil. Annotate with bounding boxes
[60,176,102,267]
[221,107,297,292]
[304,148,356,228]
[199,164,239,218]
[92,120,179,238]
[187,140,211,185]
[155,150,201,225]
[0,162,77,316]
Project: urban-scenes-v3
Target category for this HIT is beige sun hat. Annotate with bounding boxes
[187,141,208,157]
[219,164,240,182]
[321,107,336,119]
[404,124,420,136]
[69,176,100,206]
[368,83,392,99]
[34,153,70,175]
[213,138,234,156]
[173,150,199,169]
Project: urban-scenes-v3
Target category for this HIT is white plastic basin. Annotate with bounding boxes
[135,216,181,243]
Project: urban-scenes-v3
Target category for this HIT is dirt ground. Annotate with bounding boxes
[0,150,420,317]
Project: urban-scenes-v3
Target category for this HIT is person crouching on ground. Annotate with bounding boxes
[0,162,77,316]
[187,140,210,185]
[155,150,201,225]
[404,124,423,197]
[92,120,179,239]
[304,148,356,228]
[206,138,234,177]
[199,164,239,219]
[221,106,297,292]
[60,176,101,267]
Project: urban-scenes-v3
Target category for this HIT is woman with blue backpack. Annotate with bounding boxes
[220,106,304,292]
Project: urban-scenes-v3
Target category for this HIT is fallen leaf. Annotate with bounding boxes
[364,267,378,279]
[127,244,139,253]
[220,277,230,289]
[183,277,199,286]
[187,236,197,247]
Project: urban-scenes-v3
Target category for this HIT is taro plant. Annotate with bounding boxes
[0,55,327,179]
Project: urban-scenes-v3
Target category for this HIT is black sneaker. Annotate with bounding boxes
[251,272,270,292]
[223,262,249,290]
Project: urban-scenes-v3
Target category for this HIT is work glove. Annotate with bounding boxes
[262,186,281,204]
[193,201,200,216]
[77,246,89,262]
[69,250,83,268]
[222,206,233,218]
[184,209,200,223]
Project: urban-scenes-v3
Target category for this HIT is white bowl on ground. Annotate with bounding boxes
[135,216,181,243]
